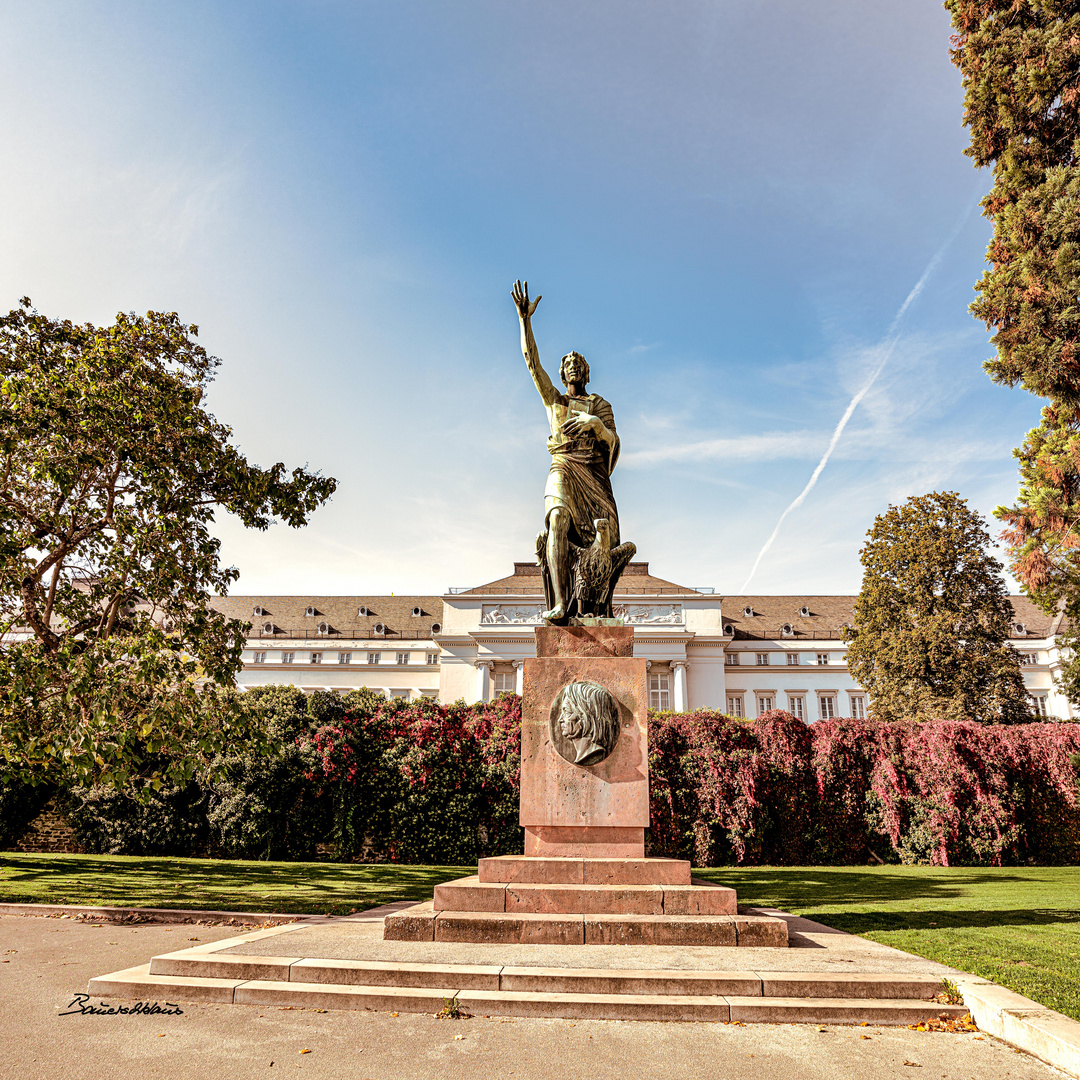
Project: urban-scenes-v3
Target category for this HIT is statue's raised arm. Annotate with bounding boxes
[512,279,557,406]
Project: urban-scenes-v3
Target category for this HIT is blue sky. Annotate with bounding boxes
[0,1,1042,596]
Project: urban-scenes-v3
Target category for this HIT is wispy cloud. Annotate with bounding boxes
[621,430,825,467]
[737,195,980,593]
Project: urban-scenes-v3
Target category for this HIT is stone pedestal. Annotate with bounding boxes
[383,622,788,948]
[520,625,647,857]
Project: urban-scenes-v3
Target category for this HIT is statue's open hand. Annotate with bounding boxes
[512,279,541,320]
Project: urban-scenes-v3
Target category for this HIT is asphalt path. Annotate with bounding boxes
[0,913,1068,1080]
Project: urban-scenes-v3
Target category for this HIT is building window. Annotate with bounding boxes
[1019,652,1037,665]
[310,652,322,664]
[850,695,866,720]
[390,688,410,701]
[338,652,351,665]
[367,652,380,665]
[494,672,515,697]
[396,652,410,665]
[427,653,439,665]
[252,651,266,664]
[281,651,295,664]
[755,653,769,666]
[649,673,671,710]
[727,695,744,718]
[1033,694,1049,716]
[819,695,836,719]
[421,690,438,700]
[756,695,774,715]
[816,653,830,665]
[788,695,805,721]
[787,653,800,666]
[725,652,740,666]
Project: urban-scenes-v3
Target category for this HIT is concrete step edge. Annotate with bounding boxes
[146,952,946,999]
[88,967,969,1025]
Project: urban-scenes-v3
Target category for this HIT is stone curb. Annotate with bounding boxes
[0,900,415,926]
[955,978,1080,1080]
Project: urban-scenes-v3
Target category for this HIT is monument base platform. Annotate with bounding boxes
[382,857,787,947]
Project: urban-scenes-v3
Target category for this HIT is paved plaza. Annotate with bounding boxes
[1,911,1070,1080]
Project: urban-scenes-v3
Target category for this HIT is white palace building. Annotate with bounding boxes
[212,560,1072,721]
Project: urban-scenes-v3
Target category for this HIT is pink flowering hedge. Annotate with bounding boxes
[302,697,1080,866]
[301,693,522,864]
[648,710,1080,866]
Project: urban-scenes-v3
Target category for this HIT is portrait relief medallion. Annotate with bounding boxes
[548,681,622,767]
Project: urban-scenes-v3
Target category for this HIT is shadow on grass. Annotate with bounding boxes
[691,866,1071,908]
[813,908,1080,934]
[0,853,473,913]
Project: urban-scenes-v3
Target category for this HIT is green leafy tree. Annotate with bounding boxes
[846,492,1032,723]
[946,2,1080,693]
[0,298,336,790]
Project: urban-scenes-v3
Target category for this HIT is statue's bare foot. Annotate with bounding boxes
[542,604,567,622]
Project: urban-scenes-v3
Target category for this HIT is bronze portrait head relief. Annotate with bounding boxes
[549,680,621,767]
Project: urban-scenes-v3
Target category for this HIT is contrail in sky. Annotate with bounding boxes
[737,201,979,594]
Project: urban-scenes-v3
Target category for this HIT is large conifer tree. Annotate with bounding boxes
[947,1,1080,699]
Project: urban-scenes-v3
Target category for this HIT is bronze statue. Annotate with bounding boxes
[512,280,635,622]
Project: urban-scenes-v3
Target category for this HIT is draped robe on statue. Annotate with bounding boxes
[539,392,621,612]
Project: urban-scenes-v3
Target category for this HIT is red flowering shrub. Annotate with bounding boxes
[301,693,1080,866]
[302,694,522,863]
[647,712,1080,866]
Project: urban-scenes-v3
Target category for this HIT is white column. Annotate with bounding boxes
[513,659,524,695]
[475,660,493,703]
[671,661,689,712]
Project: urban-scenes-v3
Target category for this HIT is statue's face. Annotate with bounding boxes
[562,353,587,386]
[558,702,586,740]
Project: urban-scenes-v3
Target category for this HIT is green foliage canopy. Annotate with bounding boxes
[0,299,336,789]
[846,492,1031,723]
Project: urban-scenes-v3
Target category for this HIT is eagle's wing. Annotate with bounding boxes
[601,540,637,617]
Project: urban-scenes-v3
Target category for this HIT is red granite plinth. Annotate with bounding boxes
[524,825,645,858]
[382,626,779,946]
[478,856,692,886]
[520,628,648,858]
[534,625,634,658]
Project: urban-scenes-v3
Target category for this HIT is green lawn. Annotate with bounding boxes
[2,855,1077,1022]
[695,865,1080,1023]
[0,852,472,917]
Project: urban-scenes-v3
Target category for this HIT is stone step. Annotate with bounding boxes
[432,876,737,916]
[478,856,692,886]
[88,964,968,1025]
[145,952,943,1002]
[383,904,787,946]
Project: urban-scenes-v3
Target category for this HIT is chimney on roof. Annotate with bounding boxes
[513,562,541,575]
[623,562,649,576]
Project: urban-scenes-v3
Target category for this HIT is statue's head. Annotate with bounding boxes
[593,518,611,544]
[560,351,589,388]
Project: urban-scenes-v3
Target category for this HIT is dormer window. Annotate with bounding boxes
[358,605,369,617]
[411,606,423,617]
[799,605,810,618]
[431,622,442,634]
[253,605,264,617]
[262,622,275,635]
[317,621,330,635]
[743,606,754,617]
[374,623,387,635]
[1013,622,1026,635]
[781,623,794,636]
[305,605,316,617]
